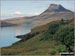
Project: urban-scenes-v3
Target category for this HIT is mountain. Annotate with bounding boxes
[1,4,74,26]
[31,4,74,25]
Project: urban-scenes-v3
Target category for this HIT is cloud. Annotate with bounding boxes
[24,12,41,16]
[33,12,41,15]
[1,12,41,20]
[15,11,23,15]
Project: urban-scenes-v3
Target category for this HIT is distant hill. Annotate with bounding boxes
[2,4,74,25]
[0,21,17,27]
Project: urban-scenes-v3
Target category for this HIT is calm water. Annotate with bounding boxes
[0,25,32,48]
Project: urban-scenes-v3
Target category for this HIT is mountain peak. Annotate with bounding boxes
[45,4,71,12]
[49,4,62,9]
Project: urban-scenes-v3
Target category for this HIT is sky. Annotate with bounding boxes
[0,0,75,20]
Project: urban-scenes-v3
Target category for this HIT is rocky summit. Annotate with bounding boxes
[44,4,72,12]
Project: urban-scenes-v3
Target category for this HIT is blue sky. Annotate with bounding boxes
[1,0,75,20]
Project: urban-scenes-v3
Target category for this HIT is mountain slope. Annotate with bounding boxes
[1,18,74,55]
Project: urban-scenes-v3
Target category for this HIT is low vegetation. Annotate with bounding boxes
[1,18,74,55]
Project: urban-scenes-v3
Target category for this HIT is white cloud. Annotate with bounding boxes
[0,12,41,20]
[15,11,23,15]
[28,12,41,16]
[33,12,40,15]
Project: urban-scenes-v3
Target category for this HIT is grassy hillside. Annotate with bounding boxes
[1,18,74,55]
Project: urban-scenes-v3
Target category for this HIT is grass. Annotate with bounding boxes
[1,18,74,55]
